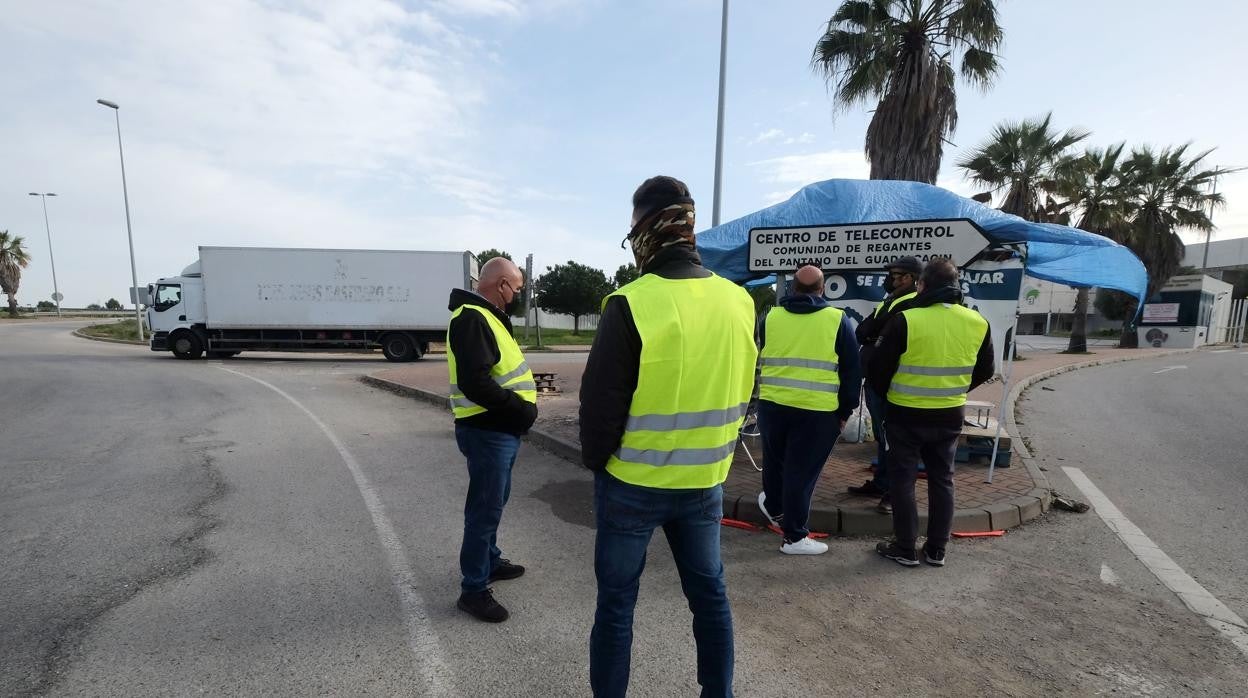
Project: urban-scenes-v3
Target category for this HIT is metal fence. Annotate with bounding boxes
[511,309,600,332]
[1222,298,1247,345]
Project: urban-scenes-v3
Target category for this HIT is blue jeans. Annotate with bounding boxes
[455,424,521,593]
[864,387,890,491]
[757,400,841,541]
[590,473,733,698]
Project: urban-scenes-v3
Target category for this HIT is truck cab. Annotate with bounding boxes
[147,261,209,358]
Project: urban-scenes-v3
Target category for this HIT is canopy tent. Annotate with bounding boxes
[697,178,1147,304]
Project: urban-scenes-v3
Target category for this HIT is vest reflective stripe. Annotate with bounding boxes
[449,360,535,394]
[446,304,537,418]
[759,357,840,372]
[886,303,988,409]
[874,290,917,317]
[758,305,843,411]
[759,375,840,393]
[888,383,970,397]
[625,402,750,432]
[616,441,739,467]
[896,364,974,376]
[605,273,757,489]
[450,379,537,394]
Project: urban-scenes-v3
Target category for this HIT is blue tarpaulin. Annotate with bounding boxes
[697,179,1148,303]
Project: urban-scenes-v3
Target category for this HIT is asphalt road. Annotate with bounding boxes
[1019,348,1248,625]
[3,321,1247,696]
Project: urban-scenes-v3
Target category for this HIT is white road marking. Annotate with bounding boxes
[218,367,454,694]
[1064,467,1248,659]
[1152,365,1188,374]
[1100,563,1121,587]
[1211,349,1234,354]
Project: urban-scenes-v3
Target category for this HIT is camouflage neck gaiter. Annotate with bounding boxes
[630,203,696,270]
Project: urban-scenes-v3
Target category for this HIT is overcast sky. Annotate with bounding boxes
[3,0,1245,307]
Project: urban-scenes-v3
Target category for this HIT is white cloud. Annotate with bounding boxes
[751,149,868,205]
[750,128,784,145]
[430,0,524,18]
[428,0,586,19]
[0,0,584,306]
[784,132,817,146]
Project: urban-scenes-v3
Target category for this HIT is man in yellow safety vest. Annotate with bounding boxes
[447,256,537,622]
[848,256,921,514]
[867,259,994,567]
[755,264,861,554]
[580,176,757,697]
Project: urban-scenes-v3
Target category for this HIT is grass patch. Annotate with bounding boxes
[519,328,596,347]
[81,319,147,341]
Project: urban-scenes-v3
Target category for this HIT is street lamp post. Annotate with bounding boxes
[1200,169,1220,273]
[711,0,728,227]
[96,99,144,341]
[28,192,62,317]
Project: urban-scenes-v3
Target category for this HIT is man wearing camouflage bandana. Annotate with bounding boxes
[581,176,756,697]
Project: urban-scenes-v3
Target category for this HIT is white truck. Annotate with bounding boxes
[146,246,477,361]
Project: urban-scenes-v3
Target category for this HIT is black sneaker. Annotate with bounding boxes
[922,544,946,567]
[457,588,509,623]
[875,496,893,515]
[489,559,525,582]
[847,480,887,497]
[875,541,919,567]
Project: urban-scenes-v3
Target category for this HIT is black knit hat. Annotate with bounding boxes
[884,256,923,275]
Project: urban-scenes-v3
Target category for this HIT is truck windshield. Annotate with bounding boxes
[153,284,182,312]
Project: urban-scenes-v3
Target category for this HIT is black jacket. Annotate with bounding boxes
[866,286,995,428]
[854,287,917,371]
[578,245,710,472]
[756,293,862,421]
[447,288,539,436]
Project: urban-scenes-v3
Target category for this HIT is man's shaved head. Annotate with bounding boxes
[478,256,524,311]
[793,265,825,295]
[480,256,522,287]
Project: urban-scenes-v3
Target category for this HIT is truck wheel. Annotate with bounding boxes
[170,331,204,360]
[382,334,416,362]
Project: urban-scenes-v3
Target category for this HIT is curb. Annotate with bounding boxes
[71,328,146,346]
[362,347,1198,536]
[359,375,585,463]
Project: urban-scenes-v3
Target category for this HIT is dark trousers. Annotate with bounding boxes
[455,423,521,593]
[885,420,960,551]
[590,473,733,698]
[757,400,841,542]
[864,387,890,491]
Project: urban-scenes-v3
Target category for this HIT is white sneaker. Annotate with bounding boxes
[757,492,781,526]
[781,537,829,555]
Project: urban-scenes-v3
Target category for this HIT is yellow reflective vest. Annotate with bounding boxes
[447,303,537,418]
[604,273,757,489]
[886,303,988,409]
[873,290,917,318]
[758,306,843,412]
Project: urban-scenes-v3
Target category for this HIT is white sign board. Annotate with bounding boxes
[748,219,993,272]
[1142,302,1180,323]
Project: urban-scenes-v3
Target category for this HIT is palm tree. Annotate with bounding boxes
[1113,144,1227,347]
[812,0,1004,183]
[1049,144,1136,352]
[1,231,33,317]
[957,113,1091,218]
